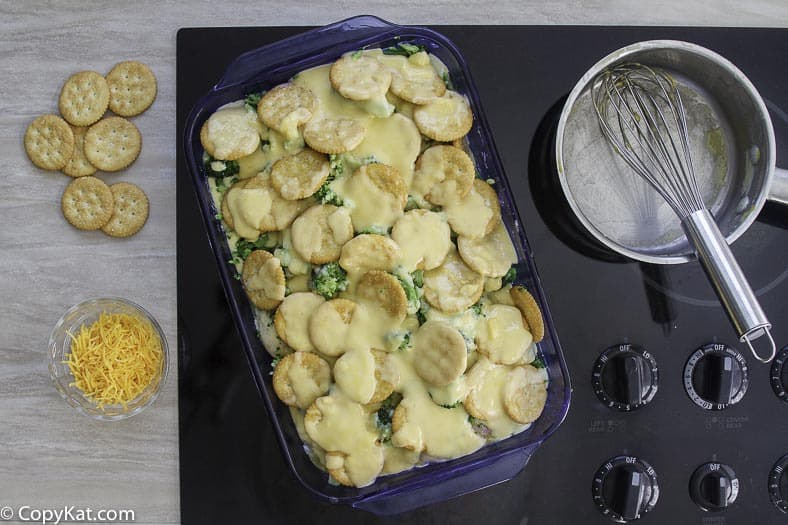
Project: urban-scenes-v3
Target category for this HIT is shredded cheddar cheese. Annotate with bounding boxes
[64,312,163,409]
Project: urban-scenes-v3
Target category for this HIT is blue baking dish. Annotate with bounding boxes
[183,15,571,515]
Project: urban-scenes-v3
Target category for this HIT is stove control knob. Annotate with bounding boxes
[592,344,658,411]
[684,343,748,410]
[689,462,739,511]
[769,454,788,514]
[769,346,788,403]
[592,456,659,522]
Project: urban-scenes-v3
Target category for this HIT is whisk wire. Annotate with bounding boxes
[592,64,705,217]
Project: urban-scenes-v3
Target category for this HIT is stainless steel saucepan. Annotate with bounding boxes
[555,40,786,361]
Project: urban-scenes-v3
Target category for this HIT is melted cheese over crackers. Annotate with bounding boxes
[207,48,549,489]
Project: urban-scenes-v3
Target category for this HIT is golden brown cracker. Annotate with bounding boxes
[503,365,547,424]
[241,249,286,310]
[24,114,75,170]
[106,61,157,117]
[412,321,467,387]
[84,117,141,171]
[510,285,545,343]
[272,352,331,409]
[257,83,316,135]
[101,182,149,237]
[58,71,110,127]
[388,51,446,105]
[413,90,473,142]
[270,148,330,200]
[355,270,408,322]
[329,54,392,101]
[200,107,260,160]
[61,176,114,230]
[303,117,365,154]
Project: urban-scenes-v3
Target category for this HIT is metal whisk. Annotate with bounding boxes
[591,63,775,363]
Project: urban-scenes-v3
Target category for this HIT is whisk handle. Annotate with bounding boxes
[683,209,776,364]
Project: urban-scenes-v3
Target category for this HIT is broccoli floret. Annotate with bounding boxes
[395,270,421,315]
[214,175,237,194]
[531,356,546,369]
[383,42,426,56]
[314,154,344,206]
[329,153,344,177]
[468,415,492,439]
[416,300,430,325]
[203,152,239,179]
[310,262,348,299]
[360,225,389,235]
[244,90,266,111]
[502,265,517,286]
[234,234,270,262]
[398,332,410,351]
[314,181,343,206]
[375,392,403,443]
[411,270,424,288]
[441,71,453,90]
[471,302,484,317]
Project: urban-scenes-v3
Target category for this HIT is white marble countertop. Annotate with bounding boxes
[1,1,786,524]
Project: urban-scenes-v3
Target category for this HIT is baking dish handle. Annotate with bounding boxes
[352,445,537,516]
[215,15,399,90]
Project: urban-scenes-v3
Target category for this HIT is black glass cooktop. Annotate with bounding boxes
[177,25,788,524]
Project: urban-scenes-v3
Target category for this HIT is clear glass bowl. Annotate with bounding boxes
[48,297,168,421]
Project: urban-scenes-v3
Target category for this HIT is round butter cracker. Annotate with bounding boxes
[84,116,141,172]
[258,83,316,137]
[510,285,545,343]
[24,114,75,170]
[274,292,326,352]
[412,320,467,387]
[101,182,149,237]
[413,90,473,142]
[303,117,365,155]
[272,351,331,409]
[200,107,260,161]
[106,61,157,117]
[422,247,484,314]
[388,51,446,105]
[308,298,356,357]
[61,176,114,231]
[59,71,110,127]
[391,210,451,271]
[457,221,517,278]
[291,204,353,264]
[270,148,330,200]
[445,179,501,240]
[339,234,400,275]
[242,249,286,310]
[503,364,548,424]
[329,54,392,101]
[356,270,408,322]
[414,145,476,206]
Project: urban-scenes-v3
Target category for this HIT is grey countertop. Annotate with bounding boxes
[1,1,786,524]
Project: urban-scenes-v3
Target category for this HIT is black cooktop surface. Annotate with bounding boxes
[177,25,788,524]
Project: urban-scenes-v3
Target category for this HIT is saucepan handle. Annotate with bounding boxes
[682,209,776,364]
[767,167,788,206]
